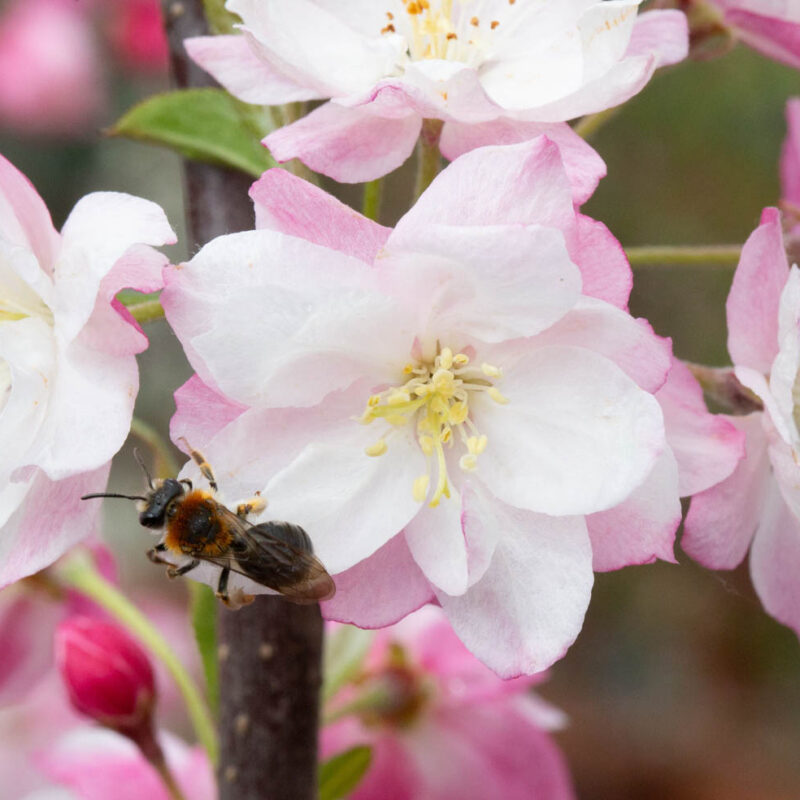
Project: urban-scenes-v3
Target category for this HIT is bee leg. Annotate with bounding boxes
[236,494,267,518]
[167,558,200,579]
[178,437,217,493]
[215,567,231,604]
[146,543,175,567]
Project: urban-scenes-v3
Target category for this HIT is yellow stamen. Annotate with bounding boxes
[365,439,388,457]
[413,474,430,502]
[488,387,509,405]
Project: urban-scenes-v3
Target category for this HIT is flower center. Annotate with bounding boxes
[382,1,505,65]
[360,346,508,506]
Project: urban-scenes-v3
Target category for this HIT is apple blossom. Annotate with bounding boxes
[0,154,176,589]
[322,607,576,800]
[162,137,683,676]
[186,0,688,188]
[683,207,800,638]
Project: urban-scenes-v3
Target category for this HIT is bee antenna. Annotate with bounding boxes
[81,493,147,502]
[133,448,155,489]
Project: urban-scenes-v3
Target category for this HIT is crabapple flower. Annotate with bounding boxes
[696,0,800,68]
[186,0,688,188]
[0,0,102,134]
[0,154,176,589]
[55,617,155,732]
[164,137,679,676]
[322,607,576,800]
[683,207,800,637]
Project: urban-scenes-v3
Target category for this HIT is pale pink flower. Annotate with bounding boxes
[0,154,176,589]
[705,0,800,68]
[782,98,800,236]
[683,207,800,637]
[0,0,103,135]
[323,606,575,800]
[163,138,683,676]
[186,0,688,187]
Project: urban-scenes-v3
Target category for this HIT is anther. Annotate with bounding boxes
[491,20,499,29]
[470,16,479,26]
[481,362,502,378]
[413,475,430,502]
[365,439,388,457]
[488,387,509,405]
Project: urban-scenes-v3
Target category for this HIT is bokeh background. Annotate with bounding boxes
[2,0,800,796]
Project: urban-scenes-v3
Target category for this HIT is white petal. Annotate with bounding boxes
[438,493,593,678]
[475,344,664,515]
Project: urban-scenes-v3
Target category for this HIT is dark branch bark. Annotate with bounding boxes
[161,3,324,798]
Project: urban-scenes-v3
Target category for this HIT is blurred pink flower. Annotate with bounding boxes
[0,0,103,134]
[708,0,800,68]
[323,607,575,800]
[0,153,175,589]
[683,207,800,638]
[55,617,155,732]
[164,138,696,676]
[106,0,169,74]
[187,0,687,183]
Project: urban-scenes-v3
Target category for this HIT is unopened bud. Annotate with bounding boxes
[55,616,155,733]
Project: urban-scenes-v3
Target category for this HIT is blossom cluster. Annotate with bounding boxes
[2,0,800,795]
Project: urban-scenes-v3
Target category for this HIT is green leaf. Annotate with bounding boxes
[190,582,219,714]
[202,0,242,34]
[111,89,276,177]
[319,746,373,800]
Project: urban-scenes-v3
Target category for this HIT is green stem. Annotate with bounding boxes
[573,107,619,140]
[129,417,180,479]
[126,297,165,324]
[414,119,444,200]
[362,179,383,222]
[624,244,741,267]
[58,555,219,766]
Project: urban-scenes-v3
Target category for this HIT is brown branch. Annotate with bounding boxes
[160,3,324,798]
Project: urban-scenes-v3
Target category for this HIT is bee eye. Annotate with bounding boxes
[166,501,178,518]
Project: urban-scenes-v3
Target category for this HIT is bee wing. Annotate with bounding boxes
[202,508,336,604]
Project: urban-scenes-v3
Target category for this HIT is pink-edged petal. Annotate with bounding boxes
[657,360,746,496]
[726,207,789,374]
[0,152,59,273]
[0,464,108,589]
[782,98,800,215]
[77,244,168,358]
[185,34,322,105]
[475,344,664,516]
[587,448,680,572]
[413,703,576,800]
[170,374,246,449]
[163,230,408,409]
[625,9,690,66]
[250,168,391,264]
[55,192,175,344]
[437,493,593,677]
[750,482,800,637]
[405,496,468,597]
[529,297,671,393]
[37,728,215,800]
[392,137,575,239]
[682,413,770,569]
[382,224,581,344]
[228,0,401,96]
[566,214,632,309]
[264,101,422,183]
[727,9,800,69]
[263,422,426,574]
[322,534,434,629]
[30,340,139,479]
[439,120,606,206]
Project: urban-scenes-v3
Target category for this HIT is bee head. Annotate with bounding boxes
[138,478,186,529]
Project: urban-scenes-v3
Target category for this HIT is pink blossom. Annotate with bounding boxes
[0,0,103,135]
[0,153,176,589]
[186,0,687,186]
[106,0,169,75]
[683,207,800,637]
[163,138,684,676]
[706,0,800,68]
[323,607,575,800]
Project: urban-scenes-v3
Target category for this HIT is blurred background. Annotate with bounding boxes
[2,0,800,796]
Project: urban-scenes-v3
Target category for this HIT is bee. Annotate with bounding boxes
[82,440,335,608]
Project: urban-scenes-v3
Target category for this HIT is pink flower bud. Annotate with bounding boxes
[55,617,155,732]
